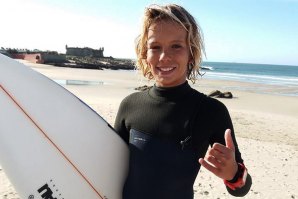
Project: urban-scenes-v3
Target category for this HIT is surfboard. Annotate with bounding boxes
[0,54,129,199]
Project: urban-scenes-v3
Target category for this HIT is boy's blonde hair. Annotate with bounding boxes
[135,4,205,83]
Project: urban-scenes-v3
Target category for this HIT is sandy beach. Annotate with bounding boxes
[1,61,298,199]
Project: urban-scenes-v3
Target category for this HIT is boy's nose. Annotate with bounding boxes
[159,49,172,62]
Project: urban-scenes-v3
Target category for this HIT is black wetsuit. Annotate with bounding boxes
[114,81,251,199]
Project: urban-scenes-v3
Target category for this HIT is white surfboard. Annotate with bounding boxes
[0,54,128,199]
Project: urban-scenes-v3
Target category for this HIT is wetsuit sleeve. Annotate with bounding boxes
[114,97,130,144]
[209,99,252,196]
[209,100,242,163]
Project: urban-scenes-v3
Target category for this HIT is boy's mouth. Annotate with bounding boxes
[158,67,175,72]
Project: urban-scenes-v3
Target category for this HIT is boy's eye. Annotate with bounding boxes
[172,44,182,49]
[149,45,161,50]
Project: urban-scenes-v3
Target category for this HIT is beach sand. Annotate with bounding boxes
[1,61,298,199]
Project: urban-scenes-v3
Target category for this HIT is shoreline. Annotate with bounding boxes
[1,61,298,198]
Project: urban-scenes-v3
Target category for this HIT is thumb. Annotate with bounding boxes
[225,129,235,151]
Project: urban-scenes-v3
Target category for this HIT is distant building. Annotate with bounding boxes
[1,47,66,64]
[11,52,66,64]
[65,45,104,57]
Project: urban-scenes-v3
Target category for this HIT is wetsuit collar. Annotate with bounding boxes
[149,81,192,102]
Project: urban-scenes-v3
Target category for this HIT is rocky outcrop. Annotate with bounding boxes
[51,56,135,70]
[134,85,153,91]
[208,90,233,98]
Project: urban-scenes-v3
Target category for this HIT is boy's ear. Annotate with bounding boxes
[188,59,194,66]
[188,56,194,64]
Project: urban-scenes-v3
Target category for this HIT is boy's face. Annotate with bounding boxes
[146,20,191,87]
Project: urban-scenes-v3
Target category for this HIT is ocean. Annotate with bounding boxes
[200,62,298,97]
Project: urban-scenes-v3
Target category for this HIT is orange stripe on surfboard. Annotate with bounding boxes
[0,85,105,199]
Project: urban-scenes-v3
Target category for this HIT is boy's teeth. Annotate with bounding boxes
[160,67,173,71]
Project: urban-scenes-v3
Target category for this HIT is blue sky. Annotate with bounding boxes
[0,0,297,65]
